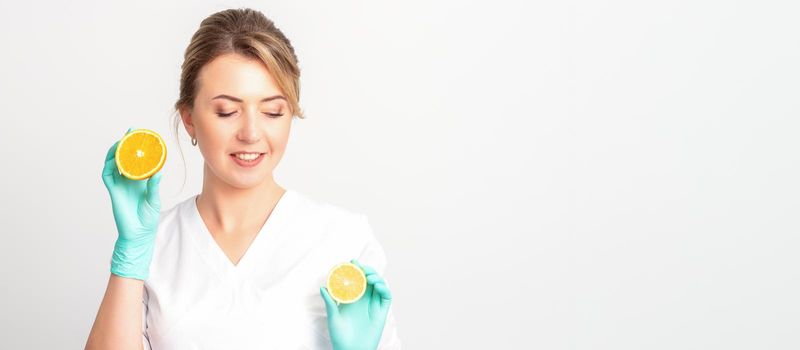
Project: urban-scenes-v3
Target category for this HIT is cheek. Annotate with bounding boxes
[270,124,292,152]
[196,131,227,160]
[274,133,289,147]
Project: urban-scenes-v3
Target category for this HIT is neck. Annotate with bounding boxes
[196,165,286,236]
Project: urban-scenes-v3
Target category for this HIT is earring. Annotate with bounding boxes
[191,137,197,146]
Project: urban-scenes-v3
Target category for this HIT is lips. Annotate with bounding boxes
[230,152,265,155]
[230,152,265,167]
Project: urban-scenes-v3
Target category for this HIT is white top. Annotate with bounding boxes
[138,189,402,349]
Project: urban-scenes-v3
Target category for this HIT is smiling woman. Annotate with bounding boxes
[177,52,294,190]
[170,9,305,194]
[85,7,400,350]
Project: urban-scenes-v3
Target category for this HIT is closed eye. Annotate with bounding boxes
[216,111,283,118]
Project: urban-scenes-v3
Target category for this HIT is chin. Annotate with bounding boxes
[227,170,274,189]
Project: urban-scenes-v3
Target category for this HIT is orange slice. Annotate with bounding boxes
[115,129,167,180]
[326,262,367,304]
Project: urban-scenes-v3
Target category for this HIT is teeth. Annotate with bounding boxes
[235,153,261,161]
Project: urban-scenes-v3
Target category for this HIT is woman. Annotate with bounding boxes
[86,8,400,349]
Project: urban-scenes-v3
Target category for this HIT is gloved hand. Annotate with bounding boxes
[101,127,163,281]
[319,259,393,350]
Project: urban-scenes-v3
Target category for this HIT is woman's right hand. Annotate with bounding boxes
[101,127,163,281]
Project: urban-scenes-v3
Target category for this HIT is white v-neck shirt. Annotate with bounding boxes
[138,189,402,349]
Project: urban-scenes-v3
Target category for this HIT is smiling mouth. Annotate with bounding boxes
[230,153,265,161]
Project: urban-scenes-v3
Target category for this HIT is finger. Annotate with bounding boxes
[103,128,133,185]
[373,281,393,301]
[373,282,393,313]
[369,281,392,320]
[145,171,162,208]
[369,281,382,318]
[351,259,378,276]
[102,157,118,189]
[366,273,384,286]
[319,287,339,318]
[102,141,120,188]
[350,259,363,270]
[361,265,379,276]
[105,140,118,162]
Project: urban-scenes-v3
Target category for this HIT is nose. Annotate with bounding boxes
[236,107,261,144]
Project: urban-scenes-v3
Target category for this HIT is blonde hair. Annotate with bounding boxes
[171,8,304,193]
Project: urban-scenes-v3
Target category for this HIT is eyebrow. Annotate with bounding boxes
[211,94,287,103]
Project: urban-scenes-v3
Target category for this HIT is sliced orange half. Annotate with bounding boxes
[326,262,367,304]
[115,129,167,180]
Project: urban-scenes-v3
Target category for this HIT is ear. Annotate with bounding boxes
[179,106,195,139]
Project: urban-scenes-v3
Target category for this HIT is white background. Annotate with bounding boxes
[0,0,798,349]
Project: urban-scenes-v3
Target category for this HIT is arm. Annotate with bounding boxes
[87,128,162,349]
[84,274,144,350]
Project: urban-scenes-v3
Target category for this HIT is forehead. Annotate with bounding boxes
[197,53,283,101]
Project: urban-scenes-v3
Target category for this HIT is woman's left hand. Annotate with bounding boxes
[320,259,393,350]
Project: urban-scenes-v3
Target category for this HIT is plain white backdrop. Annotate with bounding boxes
[0,0,798,348]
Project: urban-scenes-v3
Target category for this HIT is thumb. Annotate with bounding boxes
[145,171,162,208]
[320,287,339,318]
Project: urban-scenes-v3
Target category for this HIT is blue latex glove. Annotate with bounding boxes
[101,127,163,280]
[319,259,393,350]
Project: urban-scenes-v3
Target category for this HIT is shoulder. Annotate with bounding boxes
[151,195,197,248]
[289,189,375,243]
[157,194,194,227]
[290,190,386,273]
[290,189,367,226]
[290,190,390,273]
